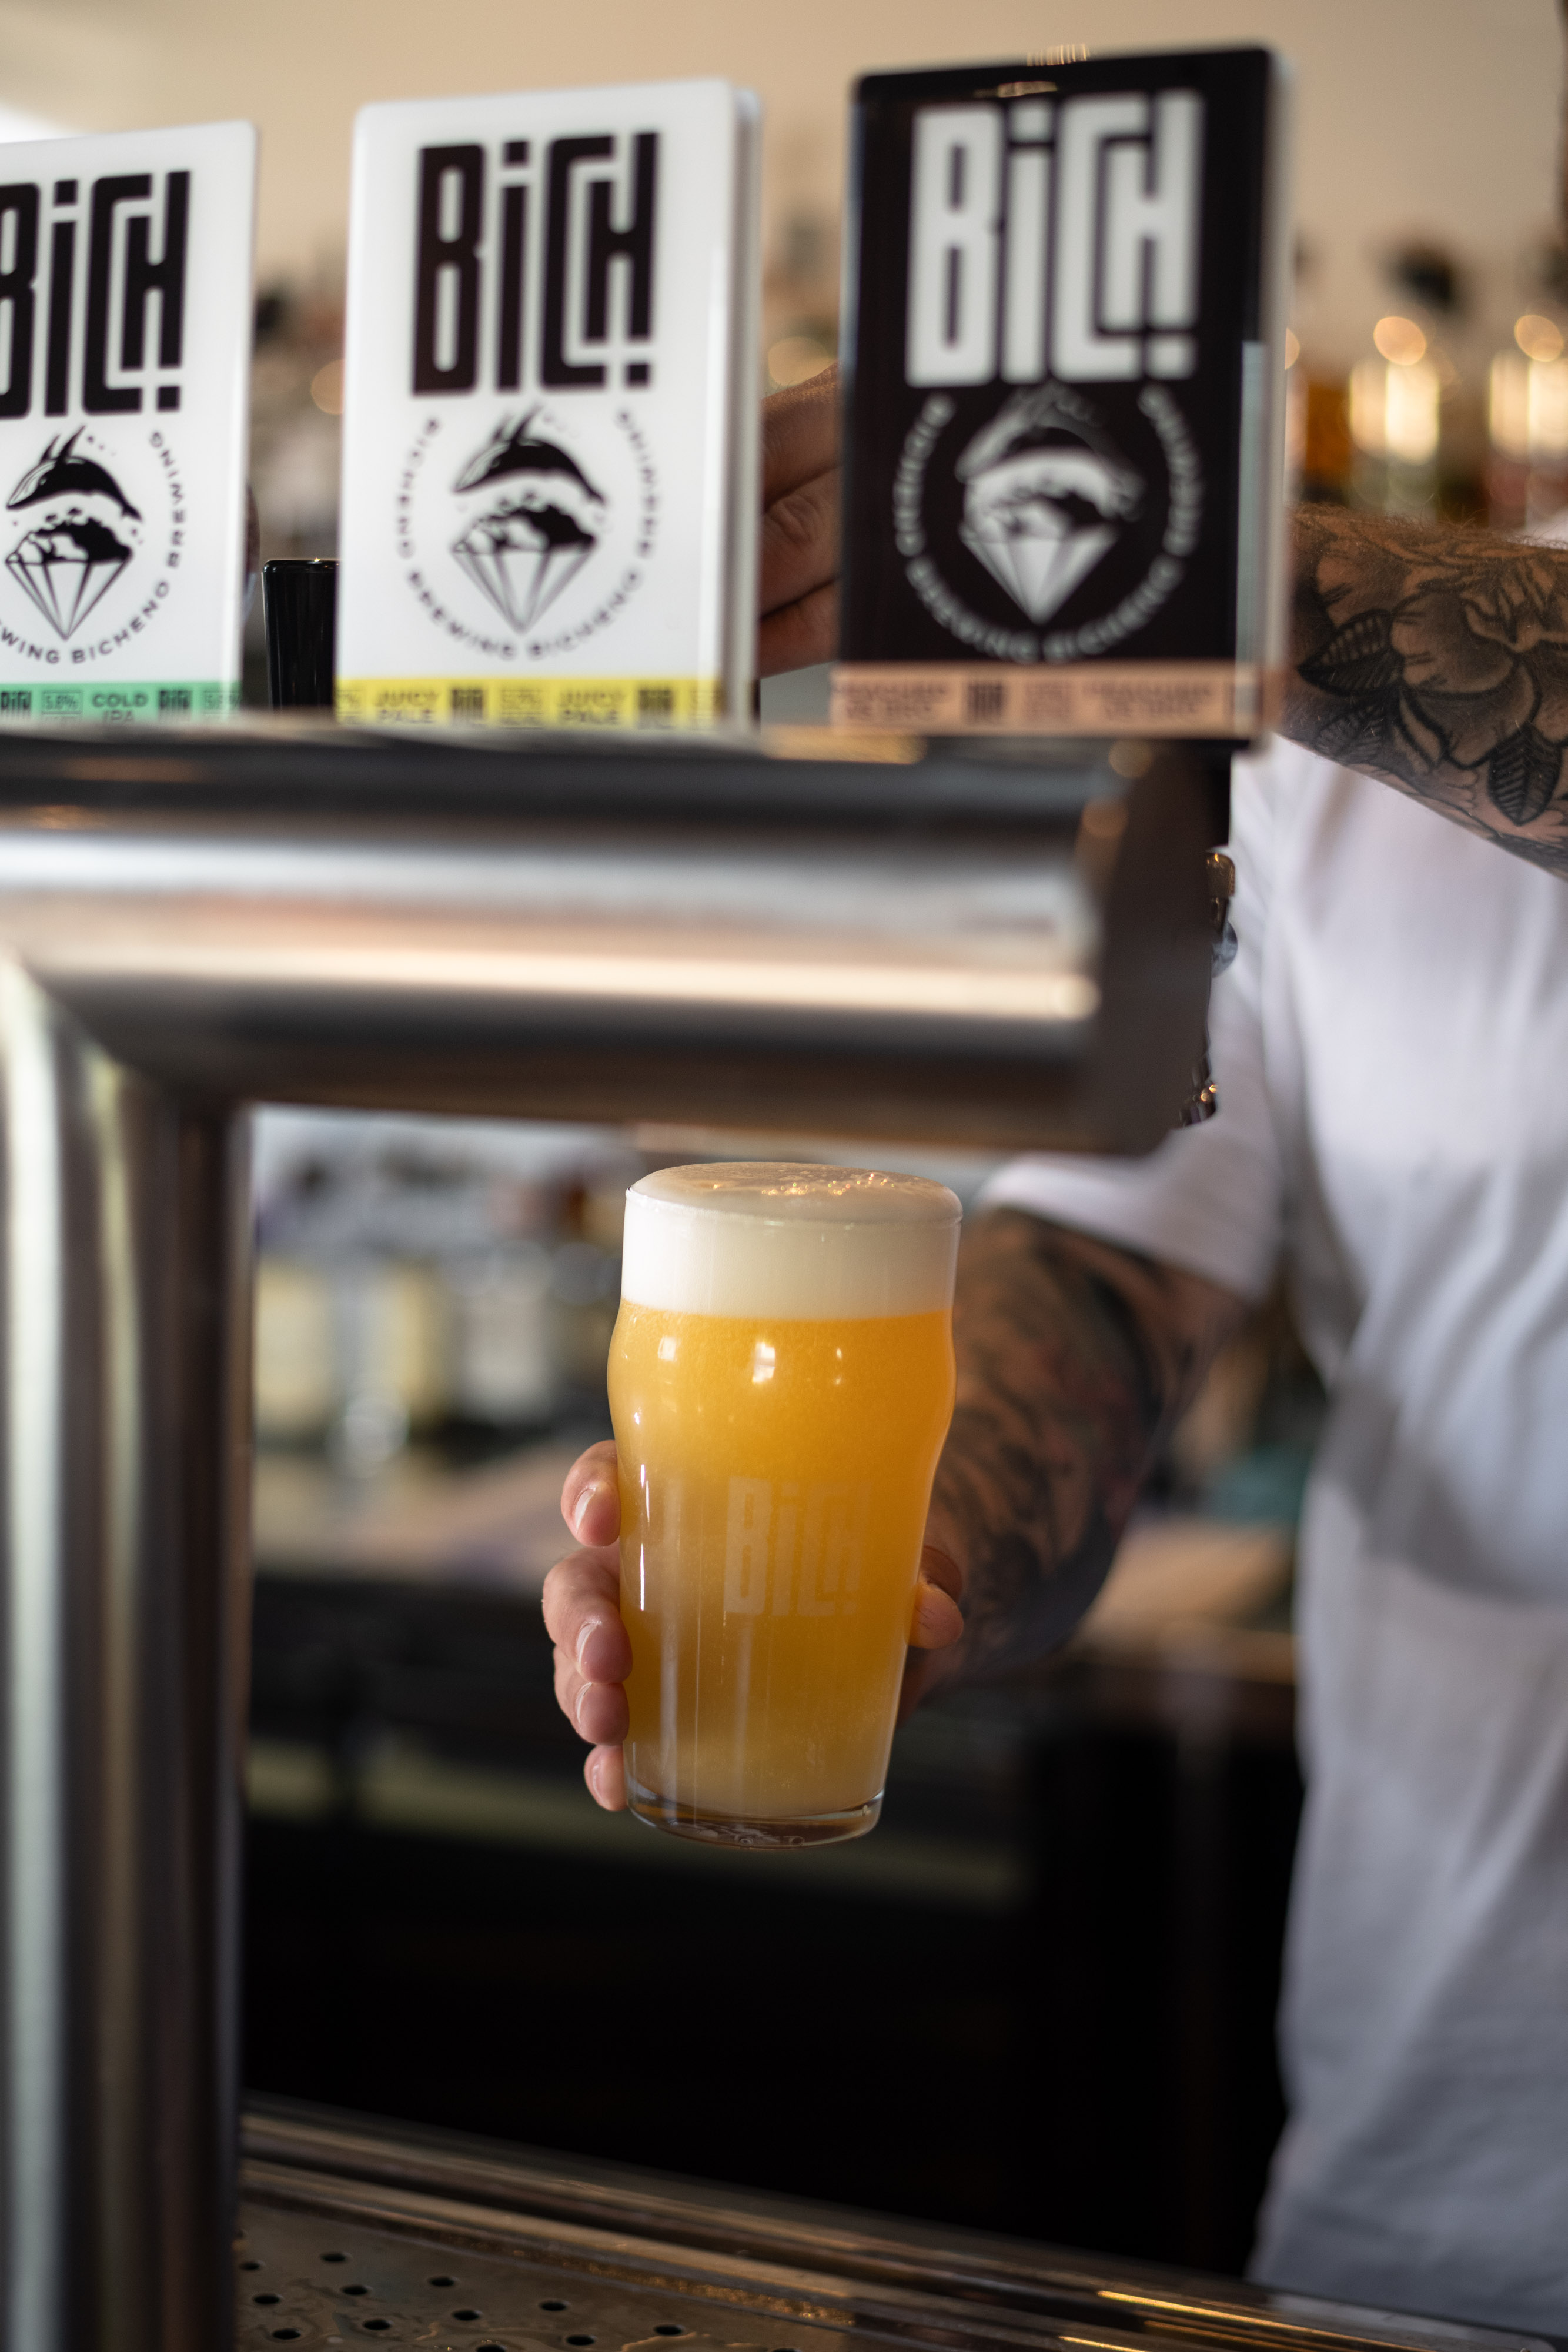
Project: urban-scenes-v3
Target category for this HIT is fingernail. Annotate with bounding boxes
[575,1617,602,1673]
[572,1480,603,1537]
[574,1679,593,1729]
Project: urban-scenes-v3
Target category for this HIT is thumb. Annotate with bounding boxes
[908,1543,964,1650]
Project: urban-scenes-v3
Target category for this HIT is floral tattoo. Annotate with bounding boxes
[1284,507,1568,879]
[911,1210,1236,1699]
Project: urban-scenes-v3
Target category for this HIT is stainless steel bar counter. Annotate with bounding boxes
[237,2105,1551,2352]
[0,719,1224,2352]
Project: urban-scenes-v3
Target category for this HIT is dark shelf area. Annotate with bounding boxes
[243,1570,1300,2276]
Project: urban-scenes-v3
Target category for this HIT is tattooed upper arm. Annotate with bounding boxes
[1283,506,1568,878]
[916,1208,1243,1693]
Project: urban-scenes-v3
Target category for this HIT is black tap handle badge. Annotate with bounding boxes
[838,49,1282,708]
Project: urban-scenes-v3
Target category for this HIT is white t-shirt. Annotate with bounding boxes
[985,739,1568,2332]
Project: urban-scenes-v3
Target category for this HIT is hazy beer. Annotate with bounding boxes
[609,1164,960,1846]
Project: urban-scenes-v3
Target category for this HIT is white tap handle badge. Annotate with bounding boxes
[0,121,256,726]
[336,78,761,730]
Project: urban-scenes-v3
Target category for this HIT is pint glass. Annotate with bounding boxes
[608,1164,961,1847]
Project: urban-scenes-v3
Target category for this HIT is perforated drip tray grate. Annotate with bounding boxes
[239,2109,1555,2352]
[236,2199,835,2352]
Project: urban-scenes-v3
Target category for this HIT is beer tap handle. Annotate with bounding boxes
[262,557,337,710]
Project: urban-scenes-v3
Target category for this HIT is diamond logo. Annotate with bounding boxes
[960,504,1116,625]
[452,508,596,633]
[450,413,605,634]
[955,389,1142,626]
[6,520,132,638]
[3,429,142,641]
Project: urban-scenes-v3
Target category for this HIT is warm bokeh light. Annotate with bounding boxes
[1350,355,1440,463]
[1283,328,1300,369]
[1373,314,1427,366]
[1515,312,1566,363]
[767,336,833,388]
[1490,349,1568,459]
[310,358,345,415]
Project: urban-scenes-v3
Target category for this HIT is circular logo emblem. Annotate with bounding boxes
[394,402,659,662]
[893,381,1203,663]
[0,423,184,663]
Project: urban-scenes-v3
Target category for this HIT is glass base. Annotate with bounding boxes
[626,1773,883,1849]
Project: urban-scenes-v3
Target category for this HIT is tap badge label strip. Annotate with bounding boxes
[0,122,256,724]
[337,79,760,729]
[833,49,1290,740]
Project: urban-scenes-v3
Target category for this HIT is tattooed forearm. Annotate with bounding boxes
[1283,505,1568,880]
[915,1208,1241,1694]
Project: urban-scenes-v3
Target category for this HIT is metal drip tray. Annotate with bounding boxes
[236,2200,825,2352]
[239,2109,1552,2352]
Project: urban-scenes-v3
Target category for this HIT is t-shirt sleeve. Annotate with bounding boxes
[979,751,1286,1303]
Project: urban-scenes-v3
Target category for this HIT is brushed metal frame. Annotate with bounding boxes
[0,973,250,2352]
[0,723,1217,2352]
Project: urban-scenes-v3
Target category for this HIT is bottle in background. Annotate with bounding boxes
[1348,245,1485,523]
[1487,312,1568,530]
[1349,315,1443,517]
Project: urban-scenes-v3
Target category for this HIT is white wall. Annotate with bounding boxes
[0,0,1558,365]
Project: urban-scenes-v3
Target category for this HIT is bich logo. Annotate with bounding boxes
[906,91,1203,389]
[412,131,658,397]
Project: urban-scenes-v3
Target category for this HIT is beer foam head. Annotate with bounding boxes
[621,1163,961,1320]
